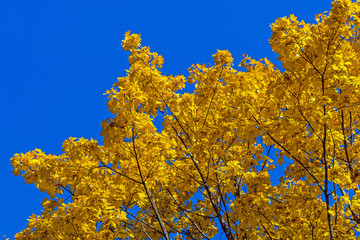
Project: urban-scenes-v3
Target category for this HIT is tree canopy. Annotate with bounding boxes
[11,0,360,239]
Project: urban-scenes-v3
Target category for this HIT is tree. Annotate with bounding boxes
[11,0,360,239]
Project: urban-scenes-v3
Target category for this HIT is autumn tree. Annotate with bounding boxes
[11,0,360,239]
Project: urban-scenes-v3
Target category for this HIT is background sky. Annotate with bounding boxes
[1,0,332,238]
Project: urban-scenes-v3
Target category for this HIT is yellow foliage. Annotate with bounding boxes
[11,0,360,239]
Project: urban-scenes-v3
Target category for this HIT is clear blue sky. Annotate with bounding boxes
[1,0,332,238]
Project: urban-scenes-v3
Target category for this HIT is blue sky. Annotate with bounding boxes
[1,0,332,238]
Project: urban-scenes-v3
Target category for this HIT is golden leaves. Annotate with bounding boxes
[10,1,360,238]
[121,30,141,51]
[212,50,234,67]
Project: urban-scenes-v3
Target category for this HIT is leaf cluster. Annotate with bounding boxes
[11,0,360,239]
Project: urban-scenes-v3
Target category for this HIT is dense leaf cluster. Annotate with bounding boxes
[11,0,360,239]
